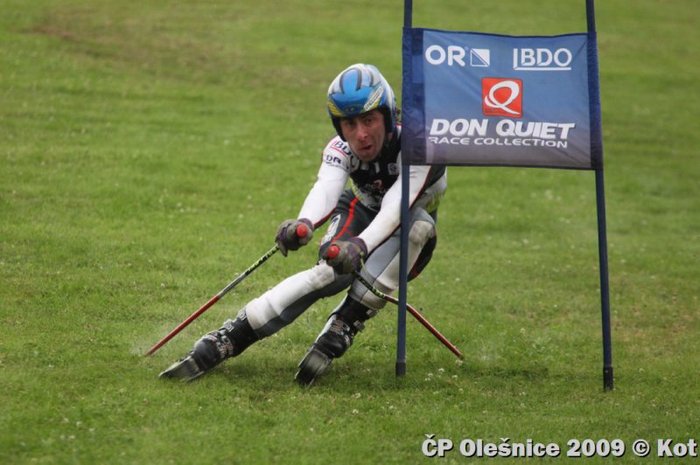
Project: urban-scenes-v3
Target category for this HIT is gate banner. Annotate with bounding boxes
[402,28,602,169]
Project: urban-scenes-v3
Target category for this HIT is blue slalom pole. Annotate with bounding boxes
[586,0,614,391]
[396,0,413,377]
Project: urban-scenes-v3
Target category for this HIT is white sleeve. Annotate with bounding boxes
[297,142,350,227]
[358,164,433,252]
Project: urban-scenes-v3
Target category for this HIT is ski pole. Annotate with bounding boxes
[145,243,280,356]
[354,271,464,359]
[326,245,464,359]
[145,222,311,356]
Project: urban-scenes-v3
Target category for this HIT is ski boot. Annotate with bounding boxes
[295,297,375,387]
[159,315,258,381]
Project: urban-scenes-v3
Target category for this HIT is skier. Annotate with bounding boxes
[160,63,447,386]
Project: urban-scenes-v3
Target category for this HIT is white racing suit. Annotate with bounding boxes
[242,127,447,338]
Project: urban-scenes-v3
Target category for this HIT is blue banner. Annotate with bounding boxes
[402,28,602,169]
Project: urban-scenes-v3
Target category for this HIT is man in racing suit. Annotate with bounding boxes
[160,63,447,386]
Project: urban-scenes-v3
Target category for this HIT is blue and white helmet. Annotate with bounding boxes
[327,63,398,140]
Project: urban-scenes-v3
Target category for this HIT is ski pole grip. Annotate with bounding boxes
[326,244,340,260]
[295,223,309,239]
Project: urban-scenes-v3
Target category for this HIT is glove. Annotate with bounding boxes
[323,237,368,274]
[276,218,313,256]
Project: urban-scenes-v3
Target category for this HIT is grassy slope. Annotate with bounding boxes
[1,0,698,463]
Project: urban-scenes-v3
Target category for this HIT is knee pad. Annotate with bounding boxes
[409,217,435,248]
[351,209,436,309]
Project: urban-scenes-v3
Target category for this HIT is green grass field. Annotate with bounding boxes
[1,0,698,463]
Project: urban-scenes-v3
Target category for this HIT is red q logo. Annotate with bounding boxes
[482,77,523,118]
